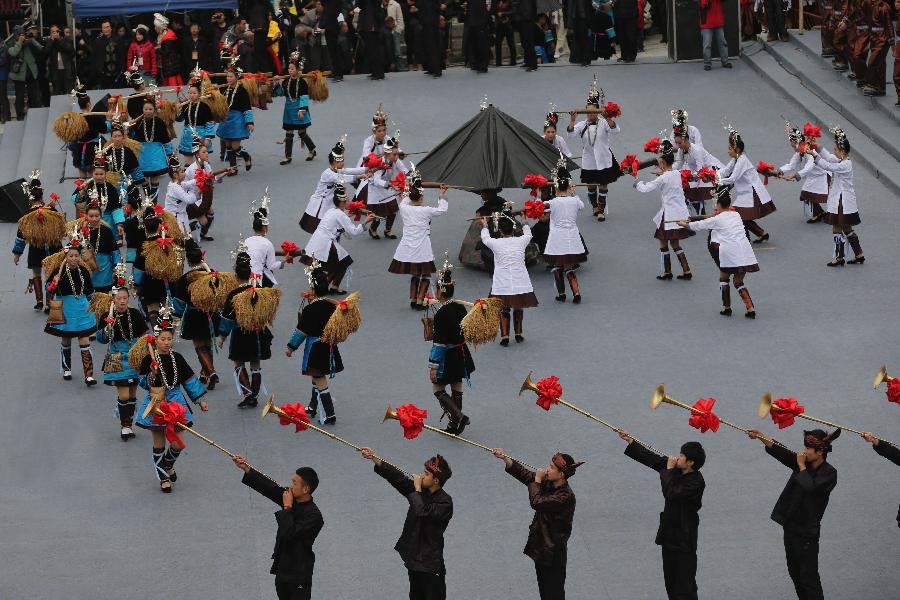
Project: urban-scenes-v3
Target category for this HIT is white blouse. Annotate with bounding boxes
[779,152,829,195]
[369,159,408,205]
[481,225,534,296]
[304,167,368,219]
[392,196,448,264]
[184,161,213,196]
[688,211,758,268]
[245,235,282,286]
[668,125,703,149]
[356,134,386,193]
[568,119,620,170]
[305,207,365,262]
[544,195,586,256]
[813,149,857,215]
[719,154,772,210]
[672,142,722,190]
[550,135,572,158]
[163,178,198,236]
[634,170,690,231]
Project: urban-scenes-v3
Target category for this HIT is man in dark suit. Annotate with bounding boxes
[514,0,538,71]
[45,24,76,96]
[321,0,346,81]
[465,0,493,72]
[359,0,387,79]
[614,0,639,62]
[418,0,444,76]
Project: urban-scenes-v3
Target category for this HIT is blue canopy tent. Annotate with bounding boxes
[72,0,237,17]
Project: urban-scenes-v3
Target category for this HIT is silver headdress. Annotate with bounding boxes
[21,169,41,202]
[111,259,134,292]
[436,251,454,291]
[304,258,324,288]
[587,75,604,107]
[372,103,388,130]
[723,119,741,148]
[231,235,249,263]
[250,187,272,226]
[154,300,177,333]
[829,124,849,152]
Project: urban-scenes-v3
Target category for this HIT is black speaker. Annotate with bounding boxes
[0,178,30,222]
[667,0,741,61]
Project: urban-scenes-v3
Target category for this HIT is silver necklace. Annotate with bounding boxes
[156,352,178,390]
[143,116,155,141]
[64,264,85,299]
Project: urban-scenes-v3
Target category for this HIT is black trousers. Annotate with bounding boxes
[0,79,10,121]
[50,70,75,98]
[275,577,312,600]
[466,25,490,71]
[535,562,566,600]
[519,21,538,69]
[571,18,590,64]
[763,0,788,36]
[362,30,385,77]
[783,530,824,600]
[325,30,345,77]
[616,16,638,61]
[422,24,443,74]
[661,548,698,600]
[495,22,517,65]
[408,569,446,600]
[13,77,41,120]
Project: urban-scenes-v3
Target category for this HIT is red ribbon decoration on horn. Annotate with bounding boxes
[886,379,900,405]
[523,199,546,219]
[523,174,548,197]
[278,403,311,432]
[151,401,188,446]
[395,404,428,439]
[756,161,776,185]
[771,397,805,429]
[688,398,721,433]
[535,376,563,411]
[643,137,661,153]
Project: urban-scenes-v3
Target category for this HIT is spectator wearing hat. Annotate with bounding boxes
[7,22,43,119]
[45,24,76,97]
[155,13,184,86]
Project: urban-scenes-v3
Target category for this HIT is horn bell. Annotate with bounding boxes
[141,389,165,419]
[758,392,773,419]
[261,394,277,418]
[873,365,890,390]
[382,403,399,422]
[651,384,667,410]
[519,371,538,396]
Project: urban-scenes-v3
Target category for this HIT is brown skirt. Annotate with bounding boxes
[684,187,714,201]
[299,213,321,234]
[490,292,539,309]
[734,190,777,221]
[388,259,437,275]
[799,190,828,204]
[721,263,760,274]
[368,198,399,217]
[543,253,587,266]
[354,185,369,203]
[823,196,861,226]
[654,220,695,241]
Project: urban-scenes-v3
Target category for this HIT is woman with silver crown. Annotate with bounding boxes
[805,126,864,266]
[300,136,373,234]
[172,239,220,391]
[304,179,377,294]
[355,105,389,203]
[367,131,408,240]
[285,260,345,425]
[277,52,316,165]
[427,258,475,435]
[97,261,149,441]
[132,201,170,324]
[217,241,275,409]
[73,148,126,243]
[135,302,209,493]
[131,95,174,204]
[542,111,571,158]
[44,232,98,386]
[103,113,144,188]
[388,167,449,309]
[80,194,120,293]
[717,125,776,244]
[176,76,216,165]
[12,171,63,312]
[777,123,830,224]
[246,190,285,288]
[68,81,111,179]
[163,154,200,239]
[631,138,695,281]
[216,54,255,173]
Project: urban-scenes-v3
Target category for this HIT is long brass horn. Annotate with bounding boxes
[873,365,893,390]
[519,372,539,396]
[383,404,537,470]
[263,396,413,477]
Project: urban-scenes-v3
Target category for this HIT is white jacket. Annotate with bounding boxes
[245,235,282,286]
[305,207,365,262]
[550,135,572,158]
[779,152,829,195]
[635,170,690,231]
[672,142,722,190]
[668,125,703,149]
[719,153,772,209]
[304,167,368,219]
[163,178,198,236]
[369,159,408,205]
[481,225,534,295]
[814,149,857,215]
[544,195,586,256]
[392,196,448,263]
[688,211,758,268]
[568,119,620,170]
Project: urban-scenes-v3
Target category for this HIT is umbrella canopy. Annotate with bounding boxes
[417,105,579,191]
[72,0,237,17]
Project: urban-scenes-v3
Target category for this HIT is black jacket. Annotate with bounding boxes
[613,0,639,18]
[241,468,325,583]
[873,441,900,527]
[465,0,494,27]
[181,35,215,76]
[512,0,537,21]
[374,462,453,573]
[505,461,576,566]
[766,443,837,539]
[45,37,76,77]
[624,441,705,553]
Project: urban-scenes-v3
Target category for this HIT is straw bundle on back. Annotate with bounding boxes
[205,91,228,121]
[240,78,260,108]
[17,207,66,246]
[308,71,329,102]
[128,335,152,370]
[321,291,362,345]
[232,287,281,331]
[142,238,184,281]
[187,271,238,314]
[52,112,89,143]
[157,99,177,138]
[460,297,503,346]
[89,291,112,318]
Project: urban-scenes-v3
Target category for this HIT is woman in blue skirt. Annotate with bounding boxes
[72,152,125,242]
[132,97,173,203]
[216,58,255,173]
[97,262,149,441]
[277,52,315,165]
[44,234,98,386]
[67,83,110,178]
[81,200,119,293]
[176,82,216,165]
[134,306,208,493]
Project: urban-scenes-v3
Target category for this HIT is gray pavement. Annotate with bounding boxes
[1,60,898,600]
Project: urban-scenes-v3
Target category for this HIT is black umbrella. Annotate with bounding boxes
[417,105,579,192]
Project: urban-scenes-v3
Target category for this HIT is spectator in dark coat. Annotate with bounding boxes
[464,0,492,72]
[45,25,76,97]
[71,26,92,88]
[8,23,44,118]
[321,0,347,80]
[614,0,639,62]
[359,0,387,78]
[181,23,215,79]
[515,0,539,70]
[566,0,593,65]
[494,0,517,65]
[155,13,184,86]
[90,20,122,88]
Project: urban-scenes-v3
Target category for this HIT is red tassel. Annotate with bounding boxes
[395,404,428,439]
[535,376,563,411]
[278,403,311,432]
[770,397,805,429]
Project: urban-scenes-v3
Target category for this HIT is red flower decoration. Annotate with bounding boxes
[124,203,133,216]
[194,169,214,194]
[603,101,621,118]
[151,401,188,447]
[802,122,822,138]
[347,201,366,221]
[680,169,693,188]
[886,379,900,405]
[337,299,348,311]
[697,166,718,183]
[770,397,805,429]
[104,316,115,324]
[523,174,549,197]
[301,290,315,300]
[688,398,721,433]
[74,179,84,189]
[523,199,546,220]
[395,404,428,439]
[145,334,156,345]
[47,280,57,293]
[150,359,160,369]
[756,161,776,185]
[643,137,661,154]
[154,204,164,215]
[364,152,385,170]
[278,403,311,432]
[390,171,406,191]
[155,237,175,253]
[423,292,434,302]
[281,241,298,255]
[50,193,60,202]
[619,154,639,175]
[535,375,563,411]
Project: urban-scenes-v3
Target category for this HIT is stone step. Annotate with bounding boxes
[0,120,26,185]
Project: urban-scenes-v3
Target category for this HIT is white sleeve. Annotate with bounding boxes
[813,154,852,174]
[635,176,664,193]
[606,120,621,135]
[428,197,449,216]
[558,136,572,158]
[672,149,685,170]
[338,211,365,236]
[567,121,586,140]
[479,227,497,250]
[265,240,282,271]
[796,155,817,179]
[521,224,532,244]
[688,214,721,232]
[337,166,369,177]
[816,147,840,163]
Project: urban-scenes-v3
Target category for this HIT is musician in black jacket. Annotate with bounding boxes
[619,431,706,600]
[233,455,324,600]
[861,432,900,528]
[747,427,839,600]
[361,448,454,600]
